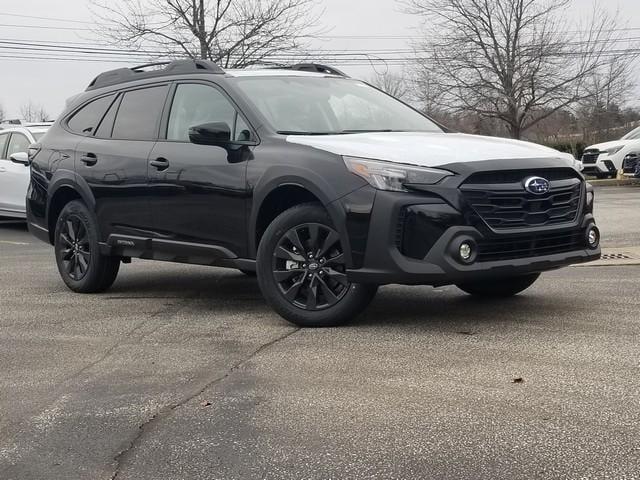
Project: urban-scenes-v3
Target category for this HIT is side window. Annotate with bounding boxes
[95,95,121,138]
[0,133,8,160]
[167,84,242,142]
[67,94,115,135]
[6,133,31,158]
[112,86,168,140]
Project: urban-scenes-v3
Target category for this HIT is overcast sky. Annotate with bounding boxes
[1,0,639,119]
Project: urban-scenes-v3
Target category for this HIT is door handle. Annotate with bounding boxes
[0,167,6,173]
[80,153,97,166]
[150,157,169,170]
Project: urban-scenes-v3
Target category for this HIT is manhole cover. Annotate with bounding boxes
[601,253,632,260]
[573,247,640,267]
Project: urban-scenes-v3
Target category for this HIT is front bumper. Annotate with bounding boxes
[339,185,600,286]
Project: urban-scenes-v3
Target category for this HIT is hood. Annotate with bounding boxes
[586,139,636,152]
[286,132,573,168]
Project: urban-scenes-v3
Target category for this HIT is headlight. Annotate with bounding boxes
[343,156,453,192]
[603,146,624,155]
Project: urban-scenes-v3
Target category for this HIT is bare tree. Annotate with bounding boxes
[90,0,321,68]
[20,102,49,122]
[575,59,635,142]
[0,103,5,123]
[368,71,411,100]
[403,0,639,139]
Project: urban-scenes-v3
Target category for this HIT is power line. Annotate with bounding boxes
[2,20,640,37]
[0,13,91,24]
[1,37,639,61]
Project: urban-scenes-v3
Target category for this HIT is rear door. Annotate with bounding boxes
[74,85,169,239]
[0,131,32,215]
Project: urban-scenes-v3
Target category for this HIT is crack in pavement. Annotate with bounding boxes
[0,295,196,446]
[109,326,300,480]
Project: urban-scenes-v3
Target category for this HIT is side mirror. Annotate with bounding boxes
[9,152,29,166]
[188,122,232,146]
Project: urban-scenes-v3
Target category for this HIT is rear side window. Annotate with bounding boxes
[112,86,168,140]
[67,95,115,135]
[95,95,121,138]
[0,133,8,159]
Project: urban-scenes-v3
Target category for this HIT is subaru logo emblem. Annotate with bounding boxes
[524,176,550,195]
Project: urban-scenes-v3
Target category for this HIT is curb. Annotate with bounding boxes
[586,178,640,187]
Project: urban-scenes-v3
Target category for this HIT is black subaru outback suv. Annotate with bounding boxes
[27,60,601,327]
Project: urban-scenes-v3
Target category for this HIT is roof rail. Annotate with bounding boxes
[0,119,23,126]
[86,59,225,91]
[286,63,348,77]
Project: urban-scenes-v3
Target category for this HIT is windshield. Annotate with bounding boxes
[233,76,442,135]
[622,126,640,140]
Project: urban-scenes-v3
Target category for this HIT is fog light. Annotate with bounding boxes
[586,226,600,249]
[459,242,473,261]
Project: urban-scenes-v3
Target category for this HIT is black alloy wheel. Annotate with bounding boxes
[54,200,120,293]
[256,203,377,327]
[272,222,349,311]
[58,215,92,281]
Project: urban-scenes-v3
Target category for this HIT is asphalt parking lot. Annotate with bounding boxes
[1,186,639,479]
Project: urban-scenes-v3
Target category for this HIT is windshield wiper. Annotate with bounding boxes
[276,130,340,135]
[277,129,410,135]
[339,129,398,133]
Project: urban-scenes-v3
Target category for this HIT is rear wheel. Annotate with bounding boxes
[54,200,120,293]
[256,203,377,327]
[456,273,540,297]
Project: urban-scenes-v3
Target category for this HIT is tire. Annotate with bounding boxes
[256,203,377,327]
[456,273,540,297]
[54,200,120,293]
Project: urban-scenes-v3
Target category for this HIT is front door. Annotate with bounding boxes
[147,82,252,257]
[0,132,31,215]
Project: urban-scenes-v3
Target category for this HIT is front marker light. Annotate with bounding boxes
[343,156,453,192]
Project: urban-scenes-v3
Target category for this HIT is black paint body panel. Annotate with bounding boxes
[27,70,600,287]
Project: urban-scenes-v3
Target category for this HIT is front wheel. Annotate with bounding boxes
[456,273,540,297]
[54,200,120,293]
[256,203,377,327]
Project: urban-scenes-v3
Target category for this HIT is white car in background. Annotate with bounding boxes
[0,122,51,219]
[581,125,640,178]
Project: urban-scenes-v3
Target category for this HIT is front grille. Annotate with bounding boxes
[461,169,583,230]
[477,230,585,262]
[582,150,600,165]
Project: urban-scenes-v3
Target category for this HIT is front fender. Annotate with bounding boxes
[249,165,366,266]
